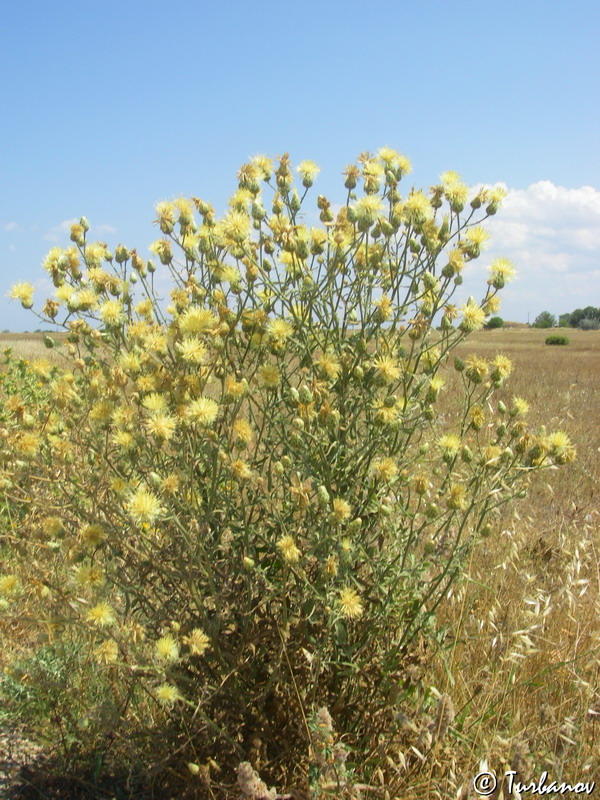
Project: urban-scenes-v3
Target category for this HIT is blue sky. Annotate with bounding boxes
[1,0,599,330]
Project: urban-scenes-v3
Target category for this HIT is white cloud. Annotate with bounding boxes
[95,224,117,235]
[464,180,600,321]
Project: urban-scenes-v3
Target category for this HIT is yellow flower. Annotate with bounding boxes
[446,484,468,511]
[484,295,502,314]
[444,179,470,212]
[373,355,402,384]
[126,487,162,525]
[221,210,251,244]
[184,628,211,656]
[488,258,516,289]
[466,226,490,248]
[267,317,294,344]
[277,534,301,563]
[146,412,177,441]
[99,300,125,327]
[9,282,35,308]
[297,160,320,187]
[55,284,76,303]
[186,397,219,426]
[0,574,20,596]
[315,353,341,381]
[338,587,363,619]
[460,299,487,332]
[225,376,247,399]
[259,364,281,388]
[95,640,119,664]
[231,459,252,481]
[370,457,398,482]
[404,191,433,226]
[233,418,253,444]
[176,336,207,364]
[332,498,352,523]
[438,434,461,459]
[469,405,485,430]
[491,354,512,381]
[74,564,104,589]
[142,392,167,413]
[373,295,393,322]
[149,238,173,264]
[119,351,142,374]
[179,307,218,334]
[251,154,273,180]
[155,682,182,707]
[465,355,488,384]
[353,195,383,227]
[546,431,576,464]
[86,602,116,627]
[155,635,179,662]
[512,397,529,416]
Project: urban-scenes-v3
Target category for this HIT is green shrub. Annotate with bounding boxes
[1,151,576,795]
[545,334,569,345]
[485,315,504,329]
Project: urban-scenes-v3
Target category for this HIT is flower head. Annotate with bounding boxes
[488,258,516,289]
[277,534,301,563]
[0,574,20,596]
[155,635,179,662]
[332,498,352,523]
[86,602,116,627]
[9,283,35,308]
[155,682,182,707]
[338,587,363,619]
[297,160,320,187]
[186,397,219,426]
[126,487,162,525]
[185,628,211,656]
[460,299,487,332]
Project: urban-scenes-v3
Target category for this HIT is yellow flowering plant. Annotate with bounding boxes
[0,150,575,794]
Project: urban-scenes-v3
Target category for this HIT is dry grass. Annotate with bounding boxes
[0,333,70,367]
[412,328,600,796]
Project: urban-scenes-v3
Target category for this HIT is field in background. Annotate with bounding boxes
[1,327,599,794]
[0,332,69,367]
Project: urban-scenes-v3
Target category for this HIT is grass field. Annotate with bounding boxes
[1,327,599,797]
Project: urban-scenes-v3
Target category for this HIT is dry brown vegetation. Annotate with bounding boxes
[1,328,599,798]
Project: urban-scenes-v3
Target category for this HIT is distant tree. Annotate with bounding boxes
[569,306,600,327]
[579,317,600,331]
[533,311,556,329]
[558,313,571,328]
[485,316,504,329]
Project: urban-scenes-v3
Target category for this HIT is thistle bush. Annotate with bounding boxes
[1,150,576,794]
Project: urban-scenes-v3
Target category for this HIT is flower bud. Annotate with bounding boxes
[498,400,507,415]
[454,357,464,372]
[317,485,330,507]
[298,385,313,404]
[347,517,362,535]
[461,445,473,463]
